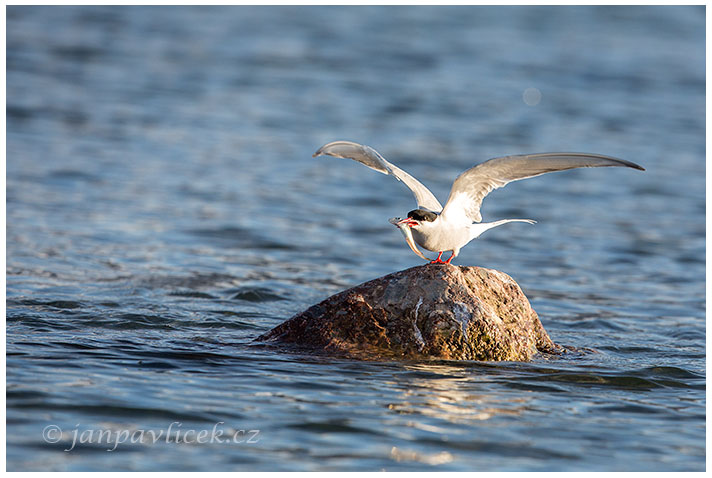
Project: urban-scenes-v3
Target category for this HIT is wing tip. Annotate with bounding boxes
[600,155,645,171]
[585,154,645,171]
[612,155,644,171]
[621,161,645,171]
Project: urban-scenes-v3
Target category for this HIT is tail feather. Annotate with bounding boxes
[469,218,536,239]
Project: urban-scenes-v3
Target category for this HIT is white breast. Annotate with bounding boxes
[410,216,472,252]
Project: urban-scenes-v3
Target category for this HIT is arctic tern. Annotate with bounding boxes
[313,141,644,264]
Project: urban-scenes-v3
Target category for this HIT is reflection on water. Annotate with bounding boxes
[388,364,530,424]
[6,5,705,472]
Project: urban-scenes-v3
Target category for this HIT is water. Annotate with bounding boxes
[6,6,705,471]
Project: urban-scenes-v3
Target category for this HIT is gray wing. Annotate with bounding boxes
[440,152,645,223]
[312,141,443,213]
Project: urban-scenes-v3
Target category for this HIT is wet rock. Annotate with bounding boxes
[257,264,559,361]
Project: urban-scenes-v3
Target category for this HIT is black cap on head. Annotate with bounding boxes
[407,209,438,222]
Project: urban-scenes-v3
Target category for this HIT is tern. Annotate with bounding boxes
[313,141,644,264]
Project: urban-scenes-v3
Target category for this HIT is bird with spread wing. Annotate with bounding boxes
[313,141,644,264]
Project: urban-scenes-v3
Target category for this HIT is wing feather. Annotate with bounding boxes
[440,152,645,223]
[313,141,443,213]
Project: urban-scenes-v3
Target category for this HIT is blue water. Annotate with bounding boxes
[6,6,705,471]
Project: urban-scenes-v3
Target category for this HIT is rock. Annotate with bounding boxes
[257,264,559,361]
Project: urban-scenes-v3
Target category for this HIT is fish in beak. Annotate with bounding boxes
[388,217,428,260]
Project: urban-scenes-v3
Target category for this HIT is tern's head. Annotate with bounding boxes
[396,209,438,228]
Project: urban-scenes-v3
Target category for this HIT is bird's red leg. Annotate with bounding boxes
[430,251,444,264]
[444,252,456,264]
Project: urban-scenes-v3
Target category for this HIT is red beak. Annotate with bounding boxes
[397,218,419,228]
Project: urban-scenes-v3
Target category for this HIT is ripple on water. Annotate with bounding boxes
[187,227,296,251]
[5,5,705,473]
[230,287,287,302]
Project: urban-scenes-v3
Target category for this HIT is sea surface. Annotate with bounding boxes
[6,6,705,471]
